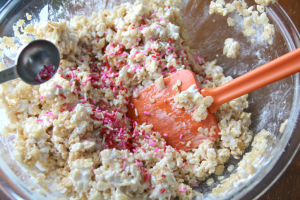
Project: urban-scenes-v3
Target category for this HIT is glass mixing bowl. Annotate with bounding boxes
[0,0,299,199]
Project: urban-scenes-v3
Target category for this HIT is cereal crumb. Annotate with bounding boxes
[244,26,256,36]
[227,165,234,172]
[261,24,275,44]
[186,141,191,147]
[223,38,240,58]
[172,80,182,93]
[26,13,32,20]
[279,119,288,133]
[149,97,155,103]
[251,39,256,43]
[155,76,164,89]
[227,17,235,26]
[215,165,225,175]
[257,5,265,13]
[218,176,225,180]
[174,84,214,122]
[206,178,214,186]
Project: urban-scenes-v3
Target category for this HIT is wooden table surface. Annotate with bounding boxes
[0,1,299,200]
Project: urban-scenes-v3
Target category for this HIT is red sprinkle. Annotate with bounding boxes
[160,188,166,194]
[100,99,109,107]
[59,94,66,99]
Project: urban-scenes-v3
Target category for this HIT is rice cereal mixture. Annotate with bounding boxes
[0,0,261,199]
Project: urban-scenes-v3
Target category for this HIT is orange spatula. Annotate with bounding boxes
[127,48,300,151]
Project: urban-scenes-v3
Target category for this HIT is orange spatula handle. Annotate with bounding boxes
[201,48,300,113]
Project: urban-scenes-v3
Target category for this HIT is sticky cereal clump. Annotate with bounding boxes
[0,0,254,199]
[223,38,240,58]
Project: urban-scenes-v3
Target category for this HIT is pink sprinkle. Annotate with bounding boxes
[80,57,83,61]
[168,47,175,51]
[148,187,153,190]
[48,112,55,117]
[71,71,74,78]
[158,18,162,21]
[144,111,150,115]
[179,134,183,139]
[149,140,156,146]
[40,96,43,100]
[144,134,150,139]
[87,137,90,140]
[85,77,91,82]
[153,12,156,15]
[122,161,126,170]
[150,38,153,42]
[115,27,118,30]
[103,144,108,148]
[43,114,50,117]
[178,190,184,193]
[70,82,73,86]
[154,147,159,152]
[58,69,62,72]
[161,72,167,75]
[82,83,87,86]
[36,119,43,122]
[82,100,87,103]
[155,24,159,28]
[161,52,166,57]
[147,47,151,51]
[152,57,157,61]
[183,186,187,190]
[135,160,142,166]
[122,157,126,160]
[182,163,185,167]
[54,84,62,89]
[163,134,168,137]
[145,173,151,182]
[110,52,114,56]
[104,31,108,34]
[157,153,162,158]
[168,146,171,149]
[164,99,167,103]
[193,184,198,187]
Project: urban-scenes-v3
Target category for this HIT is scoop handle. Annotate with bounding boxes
[0,66,18,84]
[201,48,300,113]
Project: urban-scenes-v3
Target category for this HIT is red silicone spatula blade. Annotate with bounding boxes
[127,70,220,151]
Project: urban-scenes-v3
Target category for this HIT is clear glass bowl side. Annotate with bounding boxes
[0,0,298,200]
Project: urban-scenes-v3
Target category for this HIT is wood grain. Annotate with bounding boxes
[0,1,299,200]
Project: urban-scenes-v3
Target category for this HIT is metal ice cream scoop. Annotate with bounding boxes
[0,39,60,85]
